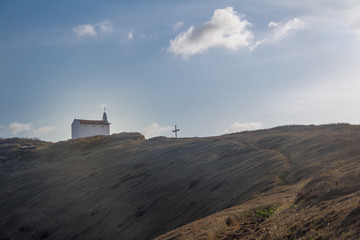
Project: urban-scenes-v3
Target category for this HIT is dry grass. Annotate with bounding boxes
[155,124,360,240]
[156,179,360,240]
[1,124,360,240]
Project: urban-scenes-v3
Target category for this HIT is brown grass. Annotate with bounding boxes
[1,124,360,240]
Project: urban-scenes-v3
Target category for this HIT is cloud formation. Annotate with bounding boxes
[2,122,55,137]
[142,123,172,139]
[96,20,114,34]
[72,24,97,37]
[8,122,32,135]
[128,31,134,40]
[225,122,262,134]
[173,21,184,31]
[32,126,55,137]
[168,7,307,58]
[268,18,305,41]
[168,7,254,58]
[73,20,114,37]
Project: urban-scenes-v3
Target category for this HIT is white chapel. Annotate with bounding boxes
[71,109,110,139]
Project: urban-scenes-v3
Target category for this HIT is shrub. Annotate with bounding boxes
[245,206,277,219]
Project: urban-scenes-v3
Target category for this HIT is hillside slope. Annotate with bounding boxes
[157,124,360,239]
[1,124,360,239]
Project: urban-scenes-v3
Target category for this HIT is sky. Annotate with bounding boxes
[1,0,360,141]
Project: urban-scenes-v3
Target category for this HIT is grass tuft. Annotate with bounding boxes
[245,206,277,219]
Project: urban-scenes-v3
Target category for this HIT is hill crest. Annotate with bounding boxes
[1,124,359,239]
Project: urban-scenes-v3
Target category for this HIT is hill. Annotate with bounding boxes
[0,124,360,239]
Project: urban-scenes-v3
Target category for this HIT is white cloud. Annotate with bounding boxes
[168,7,255,58]
[128,31,134,40]
[72,24,97,37]
[8,122,32,135]
[4,122,55,137]
[167,7,310,58]
[96,20,114,34]
[249,38,268,51]
[225,122,262,134]
[268,18,305,41]
[73,20,114,37]
[271,1,360,41]
[173,21,184,31]
[142,123,172,139]
[268,21,278,28]
[32,126,55,137]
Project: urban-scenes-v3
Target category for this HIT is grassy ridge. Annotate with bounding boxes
[1,124,360,239]
[156,124,360,239]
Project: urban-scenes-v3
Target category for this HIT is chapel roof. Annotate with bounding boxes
[77,119,110,125]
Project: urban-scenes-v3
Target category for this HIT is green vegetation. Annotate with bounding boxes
[245,206,277,219]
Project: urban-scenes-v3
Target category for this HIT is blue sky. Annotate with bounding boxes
[1,0,360,141]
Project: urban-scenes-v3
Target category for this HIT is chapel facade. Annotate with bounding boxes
[71,110,110,139]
